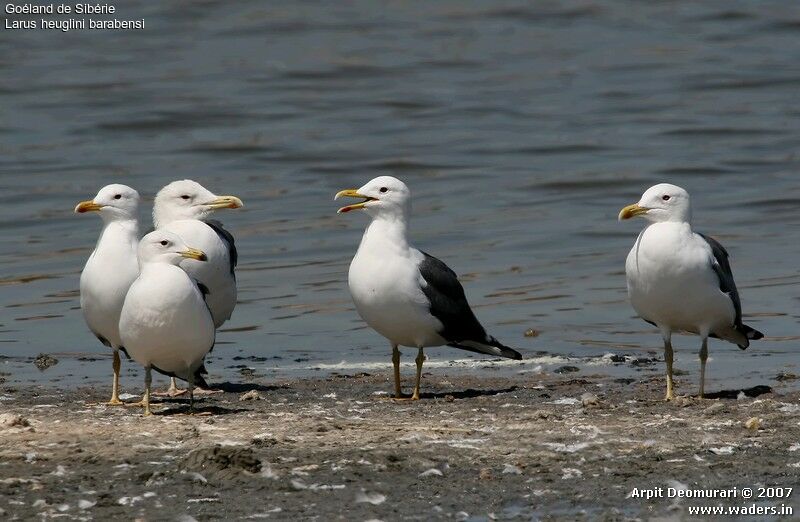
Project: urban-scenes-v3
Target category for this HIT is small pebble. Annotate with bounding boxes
[239,390,262,401]
[744,417,761,431]
[581,393,600,407]
[0,414,30,428]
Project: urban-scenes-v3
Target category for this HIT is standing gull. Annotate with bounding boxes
[335,176,521,400]
[119,231,215,416]
[619,183,763,400]
[75,184,140,405]
[153,180,243,394]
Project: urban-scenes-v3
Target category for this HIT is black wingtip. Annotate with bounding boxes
[735,324,764,350]
[742,324,764,340]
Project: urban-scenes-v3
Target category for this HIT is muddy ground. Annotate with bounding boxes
[1,370,798,521]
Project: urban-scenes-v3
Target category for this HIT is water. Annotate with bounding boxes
[1,1,799,392]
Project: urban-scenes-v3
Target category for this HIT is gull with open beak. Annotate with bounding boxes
[119,230,215,416]
[153,179,243,396]
[619,183,763,400]
[75,184,140,405]
[335,176,522,400]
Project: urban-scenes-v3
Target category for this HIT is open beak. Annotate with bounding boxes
[74,200,104,213]
[334,189,376,214]
[618,203,650,221]
[205,195,243,210]
[180,248,207,262]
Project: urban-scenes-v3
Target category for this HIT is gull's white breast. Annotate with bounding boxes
[159,219,235,327]
[348,244,445,349]
[625,222,735,334]
[119,264,215,377]
[79,223,139,348]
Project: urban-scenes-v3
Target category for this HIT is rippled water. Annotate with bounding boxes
[1,1,799,392]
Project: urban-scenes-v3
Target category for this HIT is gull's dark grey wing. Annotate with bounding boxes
[205,220,237,277]
[699,233,763,348]
[418,251,521,360]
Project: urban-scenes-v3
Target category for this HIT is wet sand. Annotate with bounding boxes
[1,371,798,520]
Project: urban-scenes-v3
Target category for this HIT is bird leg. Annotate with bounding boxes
[143,366,153,416]
[106,349,124,406]
[411,347,424,401]
[188,371,195,415]
[699,337,708,399]
[392,344,403,399]
[663,337,675,401]
[153,377,187,397]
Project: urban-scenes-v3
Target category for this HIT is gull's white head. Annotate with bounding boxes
[619,183,691,224]
[137,230,207,266]
[334,176,411,221]
[74,184,139,222]
[153,179,243,228]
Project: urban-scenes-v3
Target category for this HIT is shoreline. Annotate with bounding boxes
[1,372,799,520]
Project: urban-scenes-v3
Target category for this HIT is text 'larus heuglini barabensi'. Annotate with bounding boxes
[335,176,522,400]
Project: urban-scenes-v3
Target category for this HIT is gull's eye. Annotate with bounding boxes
[662,195,671,201]
[160,240,169,246]
[180,195,191,200]
[379,187,388,193]
[114,194,122,200]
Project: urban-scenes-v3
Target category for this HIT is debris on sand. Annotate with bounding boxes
[355,490,387,505]
[744,417,761,431]
[0,413,30,428]
[581,393,601,408]
[239,390,263,401]
[182,446,261,481]
[33,354,58,371]
[554,366,580,374]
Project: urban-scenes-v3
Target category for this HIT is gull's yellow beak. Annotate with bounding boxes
[74,200,104,213]
[205,195,243,210]
[334,189,376,214]
[618,204,649,221]
[180,248,207,262]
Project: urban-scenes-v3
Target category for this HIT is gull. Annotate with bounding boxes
[619,183,763,400]
[119,230,215,416]
[75,184,140,405]
[335,176,522,400]
[153,180,243,395]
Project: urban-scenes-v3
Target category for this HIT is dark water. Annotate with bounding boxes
[1,1,799,392]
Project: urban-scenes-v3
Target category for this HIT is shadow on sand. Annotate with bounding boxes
[419,386,519,400]
[704,385,772,400]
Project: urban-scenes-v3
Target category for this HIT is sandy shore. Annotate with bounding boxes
[1,371,798,520]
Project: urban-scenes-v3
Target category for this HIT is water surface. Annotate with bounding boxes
[1,1,799,393]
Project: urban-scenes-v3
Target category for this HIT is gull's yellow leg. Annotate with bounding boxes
[143,366,153,416]
[167,377,186,396]
[392,344,402,399]
[188,371,195,415]
[411,347,424,401]
[664,337,675,401]
[107,349,124,406]
[699,337,708,399]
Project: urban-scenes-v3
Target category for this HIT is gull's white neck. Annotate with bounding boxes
[357,215,412,257]
[95,218,139,253]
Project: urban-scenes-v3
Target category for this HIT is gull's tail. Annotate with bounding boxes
[736,323,764,350]
[716,323,764,350]
[449,335,522,360]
